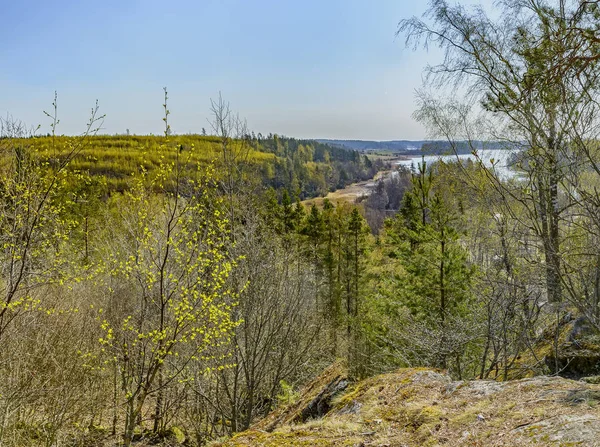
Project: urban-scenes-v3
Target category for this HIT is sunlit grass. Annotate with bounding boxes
[8,134,277,193]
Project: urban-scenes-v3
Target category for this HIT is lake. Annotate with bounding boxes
[395,149,520,180]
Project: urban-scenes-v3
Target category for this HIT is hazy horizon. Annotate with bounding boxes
[2,0,490,140]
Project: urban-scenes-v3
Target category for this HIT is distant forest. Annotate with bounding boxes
[318,138,509,155]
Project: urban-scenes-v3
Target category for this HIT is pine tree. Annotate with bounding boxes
[281,190,295,233]
[391,164,474,371]
[302,204,325,264]
[344,207,368,376]
[321,199,340,353]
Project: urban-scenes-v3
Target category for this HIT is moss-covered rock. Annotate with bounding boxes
[213,365,600,447]
[507,313,600,380]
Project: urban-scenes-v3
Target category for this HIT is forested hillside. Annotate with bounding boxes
[2,1,600,446]
[0,98,398,446]
[1,86,599,446]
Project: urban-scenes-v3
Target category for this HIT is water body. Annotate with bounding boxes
[395,149,520,180]
[305,149,522,207]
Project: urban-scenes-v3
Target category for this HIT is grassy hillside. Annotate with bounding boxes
[5,134,384,198]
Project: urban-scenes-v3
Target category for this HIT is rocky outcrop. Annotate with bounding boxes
[251,362,350,433]
[216,367,600,447]
[508,313,600,381]
[545,316,600,379]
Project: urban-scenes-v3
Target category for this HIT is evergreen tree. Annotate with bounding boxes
[389,165,475,372]
[281,190,295,233]
[321,199,340,353]
[342,207,369,376]
[302,204,325,264]
[293,195,306,228]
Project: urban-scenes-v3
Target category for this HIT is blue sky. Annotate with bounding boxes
[1,0,478,139]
